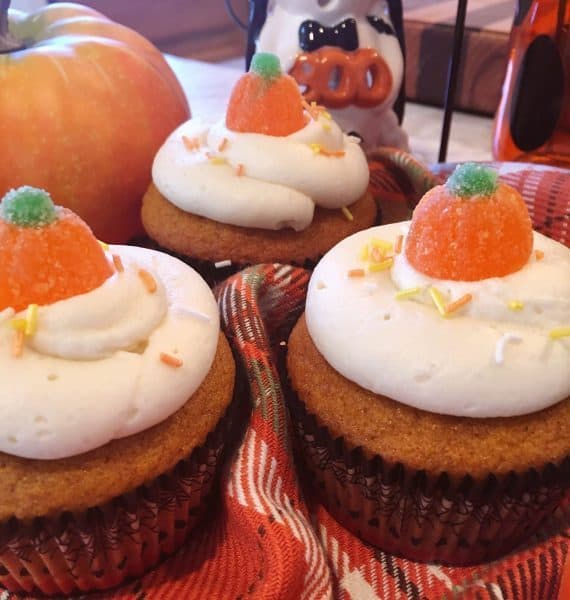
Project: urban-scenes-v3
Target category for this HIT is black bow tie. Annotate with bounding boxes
[298,16,396,53]
[299,18,359,52]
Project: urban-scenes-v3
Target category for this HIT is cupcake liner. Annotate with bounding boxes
[0,371,247,596]
[287,388,570,566]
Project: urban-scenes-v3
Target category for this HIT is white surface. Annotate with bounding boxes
[306,223,570,418]
[166,55,494,166]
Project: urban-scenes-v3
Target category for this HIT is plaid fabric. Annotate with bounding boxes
[5,160,568,600]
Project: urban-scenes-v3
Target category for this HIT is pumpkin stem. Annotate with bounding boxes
[0,0,22,54]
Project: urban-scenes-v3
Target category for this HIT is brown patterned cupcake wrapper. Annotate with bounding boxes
[288,391,570,566]
[0,377,247,597]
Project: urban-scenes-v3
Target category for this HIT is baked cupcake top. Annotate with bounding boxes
[0,187,219,460]
[152,53,369,231]
[305,164,570,418]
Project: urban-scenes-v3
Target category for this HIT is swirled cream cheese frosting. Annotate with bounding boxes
[0,246,219,460]
[151,53,369,232]
[305,165,570,418]
[306,223,570,418]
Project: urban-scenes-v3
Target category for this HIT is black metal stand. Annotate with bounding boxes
[438,0,469,163]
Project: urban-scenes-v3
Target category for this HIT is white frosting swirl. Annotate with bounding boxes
[29,266,167,360]
[152,115,369,231]
[0,247,220,460]
[306,223,570,418]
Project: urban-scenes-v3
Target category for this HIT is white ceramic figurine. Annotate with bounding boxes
[254,0,408,150]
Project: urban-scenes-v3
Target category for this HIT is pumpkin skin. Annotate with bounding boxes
[0,3,190,243]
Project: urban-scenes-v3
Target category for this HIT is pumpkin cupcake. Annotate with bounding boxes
[287,164,570,565]
[0,187,239,595]
[141,53,376,281]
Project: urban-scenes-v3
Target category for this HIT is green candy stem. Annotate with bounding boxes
[0,186,58,227]
[250,52,282,81]
[446,163,498,198]
[0,0,22,54]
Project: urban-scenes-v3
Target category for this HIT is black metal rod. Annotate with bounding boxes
[438,0,469,163]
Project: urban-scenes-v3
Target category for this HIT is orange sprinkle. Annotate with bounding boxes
[12,329,24,358]
[348,269,366,278]
[112,254,124,273]
[218,138,229,152]
[535,249,545,261]
[445,293,473,315]
[302,99,319,120]
[236,164,245,177]
[160,353,183,368]
[370,247,383,263]
[394,235,404,255]
[182,135,200,151]
[138,269,157,294]
[311,143,346,158]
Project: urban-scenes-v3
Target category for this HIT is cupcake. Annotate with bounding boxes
[0,187,238,595]
[141,53,376,280]
[287,164,570,565]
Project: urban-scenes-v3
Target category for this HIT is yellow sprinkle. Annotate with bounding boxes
[535,249,545,261]
[429,287,447,317]
[368,257,394,273]
[549,327,570,340]
[98,240,109,251]
[322,123,332,132]
[321,111,332,120]
[395,287,422,300]
[508,300,524,311]
[359,244,369,262]
[310,143,322,155]
[371,238,393,252]
[209,156,227,165]
[25,304,38,337]
[10,318,26,332]
[342,207,354,222]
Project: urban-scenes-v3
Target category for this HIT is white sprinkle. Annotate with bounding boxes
[0,307,15,324]
[495,333,522,365]
[214,259,232,269]
[364,282,379,294]
[171,306,212,323]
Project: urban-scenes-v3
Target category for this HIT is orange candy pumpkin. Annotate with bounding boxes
[406,164,533,281]
[226,53,306,136]
[0,2,189,243]
[0,187,113,313]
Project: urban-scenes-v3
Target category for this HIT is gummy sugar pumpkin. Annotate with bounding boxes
[0,187,113,312]
[226,53,306,136]
[405,163,533,281]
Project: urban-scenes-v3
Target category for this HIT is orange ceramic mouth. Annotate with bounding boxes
[290,47,393,109]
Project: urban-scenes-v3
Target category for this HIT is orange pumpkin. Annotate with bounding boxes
[0,1,190,243]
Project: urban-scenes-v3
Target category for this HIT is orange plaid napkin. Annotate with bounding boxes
[9,158,569,600]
